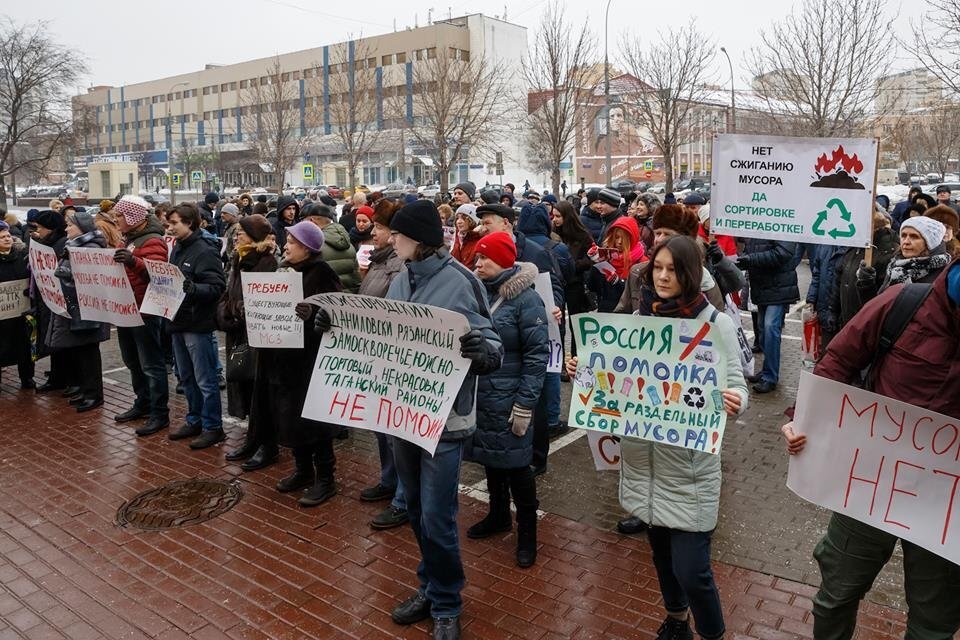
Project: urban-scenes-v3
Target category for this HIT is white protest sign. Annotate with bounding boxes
[27,243,69,317]
[534,272,562,373]
[0,279,30,321]
[587,430,621,471]
[140,259,186,320]
[788,370,960,565]
[356,244,374,269]
[68,246,144,327]
[443,226,455,248]
[164,236,175,258]
[711,134,876,247]
[301,293,471,455]
[240,271,304,349]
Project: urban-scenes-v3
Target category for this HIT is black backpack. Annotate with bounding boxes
[859,282,932,390]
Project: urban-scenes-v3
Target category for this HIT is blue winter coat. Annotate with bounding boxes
[580,205,603,243]
[806,243,845,315]
[517,203,575,284]
[468,263,549,468]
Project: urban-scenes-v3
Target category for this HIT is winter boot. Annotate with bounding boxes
[299,444,337,507]
[276,448,314,493]
[467,470,512,539]
[515,508,538,568]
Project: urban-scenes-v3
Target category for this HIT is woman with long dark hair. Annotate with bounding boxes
[550,199,595,356]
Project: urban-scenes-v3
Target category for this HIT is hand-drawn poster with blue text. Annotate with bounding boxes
[570,313,729,454]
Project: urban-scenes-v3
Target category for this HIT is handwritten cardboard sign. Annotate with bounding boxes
[68,247,143,327]
[240,271,304,349]
[27,243,69,317]
[301,293,471,455]
[140,259,186,320]
[0,279,30,321]
[788,370,960,565]
[569,313,729,454]
[587,430,621,471]
[534,272,562,373]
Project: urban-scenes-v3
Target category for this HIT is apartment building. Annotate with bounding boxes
[73,14,527,190]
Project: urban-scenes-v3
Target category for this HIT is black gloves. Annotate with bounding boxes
[294,302,312,321]
[182,279,196,295]
[706,240,724,266]
[313,308,332,335]
[114,249,135,266]
[459,330,487,364]
[856,260,876,284]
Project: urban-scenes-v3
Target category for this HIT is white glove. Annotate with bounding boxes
[510,404,533,437]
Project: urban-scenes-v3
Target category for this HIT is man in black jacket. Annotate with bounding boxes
[166,203,227,448]
[737,239,799,393]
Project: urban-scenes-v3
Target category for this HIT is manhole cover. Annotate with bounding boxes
[116,479,242,530]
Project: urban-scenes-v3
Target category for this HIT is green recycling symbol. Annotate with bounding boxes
[812,198,856,239]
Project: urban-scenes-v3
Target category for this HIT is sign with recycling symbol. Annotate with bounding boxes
[812,198,857,239]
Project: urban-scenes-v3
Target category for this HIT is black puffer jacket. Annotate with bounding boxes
[169,229,226,333]
[739,239,800,306]
[829,227,897,328]
[0,241,31,367]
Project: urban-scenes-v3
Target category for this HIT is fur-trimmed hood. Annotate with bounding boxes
[485,261,539,301]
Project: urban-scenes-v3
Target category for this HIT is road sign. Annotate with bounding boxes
[191,170,204,183]
[644,160,653,171]
[644,170,653,179]
[171,174,182,186]
[302,164,314,180]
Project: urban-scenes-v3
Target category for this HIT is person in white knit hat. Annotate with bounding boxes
[858,214,950,302]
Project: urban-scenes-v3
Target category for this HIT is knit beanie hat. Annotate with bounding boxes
[698,204,711,224]
[475,231,517,268]
[403,193,418,205]
[26,209,40,223]
[585,187,601,205]
[652,204,700,237]
[542,194,558,204]
[454,181,476,200]
[286,220,325,253]
[239,214,273,242]
[597,188,621,207]
[683,193,706,206]
[390,200,444,247]
[902,216,946,251]
[455,203,479,225]
[354,205,375,221]
[0,221,8,233]
[204,192,220,205]
[220,203,240,218]
[663,192,677,205]
[114,195,150,227]
[67,210,97,234]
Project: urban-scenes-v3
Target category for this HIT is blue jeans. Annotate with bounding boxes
[376,433,406,510]
[172,332,222,431]
[211,332,223,375]
[392,438,465,618]
[647,526,725,640]
[117,316,169,418]
[544,372,561,427]
[756,304,787,384]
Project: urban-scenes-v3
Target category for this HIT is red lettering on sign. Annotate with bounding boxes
[933,469,960,545]
[844,448,884,515]
[882,460,924,530]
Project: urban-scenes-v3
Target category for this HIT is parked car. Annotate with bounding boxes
[326,185,344,199]
[419,184,441,198]
[382,182,418,199]
[343,184,370,198]
[612,179,636,196]
[648,182,667,194]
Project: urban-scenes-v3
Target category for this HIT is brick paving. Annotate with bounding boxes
[0,364,916,640]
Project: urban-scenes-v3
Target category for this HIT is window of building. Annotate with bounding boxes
[427,47,437,59]
[292,70,301,81]
[282,72,291,82]
[260,76,269,85]
[229,82,237,90]
[448,47,457,59]
[382,54,392,66]
[396,51,406,64]
[175,91,183,100]
[461,49,470,62]
[202,87,210,95]
[302,68,313,79]
[211,85,219,94]
[368,57,376,69]
[220,83,229,91]
[240,79,249,89]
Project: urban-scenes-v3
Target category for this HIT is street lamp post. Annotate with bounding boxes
[604,0,613,188]
[165,81,189,205]
[720,47,736,133]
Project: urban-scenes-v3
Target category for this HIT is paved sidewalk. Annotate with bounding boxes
[0,371,912,639]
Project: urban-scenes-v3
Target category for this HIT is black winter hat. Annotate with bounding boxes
[204,192,220,205]
[319,194,337,207]
[454,182,476,200]
[597,188,621,207]
[585,187,602,204]
[476,203,516,223]
[34,210,66,232]
[480,190,499,205]
[390,200,444,246]
[256,194,268,203]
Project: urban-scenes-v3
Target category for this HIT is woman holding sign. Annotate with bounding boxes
[466,232,549,568]
[567,235,748,640]
[0,221,34,390]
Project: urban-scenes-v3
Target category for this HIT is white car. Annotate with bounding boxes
[419,184,441,198]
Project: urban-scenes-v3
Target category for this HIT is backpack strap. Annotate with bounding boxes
[862,283,932,389]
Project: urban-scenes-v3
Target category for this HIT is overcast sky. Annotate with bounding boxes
[6,0,914,92]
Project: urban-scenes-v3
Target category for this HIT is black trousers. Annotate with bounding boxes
[65,343,103,402]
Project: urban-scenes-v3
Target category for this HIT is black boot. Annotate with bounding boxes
[276,448,314,493]
[299,445,336,507]
[225,439,259,461]
[467,469,512,539]
[515,509,538,568]
[241,444,279,472]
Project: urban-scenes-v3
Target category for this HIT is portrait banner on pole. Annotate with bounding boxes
[28,243,69,317]
[788,370,960,565]
[301,293,471,455]
[569,313,729,454]
[140,259,186,321]
[240,271,304,349]
[0,279,30,321]
[68,247,143,326]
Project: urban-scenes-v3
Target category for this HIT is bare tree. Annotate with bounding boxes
[312,39,383,193]
[917,103,960,179]
[905,0,960,95]
[241,57,304,190]
[882,114,922,173]
[521,0,596,195]
[405,50,507,193]
[620,24,715,191]
[0,19,87,205]
[747,0,894,138]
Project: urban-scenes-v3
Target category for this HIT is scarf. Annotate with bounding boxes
[636,284,709,318]
[886,252,951,286]
[609,244,646,279]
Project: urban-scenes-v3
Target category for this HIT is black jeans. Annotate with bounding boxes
[65,343,103,402]
[531,388,549,469]
[292,437,335,479]
[117,316,169,418]
[484,465,538,516]
[647,526,725,640]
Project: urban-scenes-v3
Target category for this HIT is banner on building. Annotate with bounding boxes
[534,273,563,373]
[569,313,729,454]
[240,271,305,349]
[69,247,143,327]
[711,134,877,247]
[28,243,69,317]
[301,293,471,455]
[140,259,186,320]
[0,279,30,321]
[788,370,960,565]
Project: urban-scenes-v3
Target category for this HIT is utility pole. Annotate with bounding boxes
[604,0,613,187]
[165,81,189,205]
[720,47,736,133]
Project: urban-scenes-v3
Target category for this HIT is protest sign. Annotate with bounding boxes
[534,272,562,373]
[443,226,455,248]
[240,271,304,349]
[787,370,960,565]
[163,235,175,258]
[301,293,471,455]
[0,279,30,321]
[140,259,186,320]
[27,243,69,317]
[356,245,374,269]
[569,313,729,454]
[69,247,143,327]
[711,134,876,247]
[587,430,621,471]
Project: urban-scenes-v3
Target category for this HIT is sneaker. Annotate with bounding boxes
[359,483,396,502]
[655,616,693,640]
[370,506,409,530]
